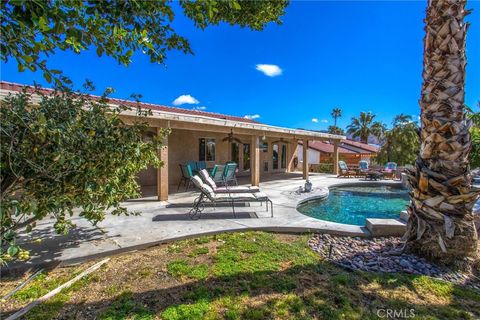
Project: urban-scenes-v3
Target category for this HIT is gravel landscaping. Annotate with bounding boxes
[309,234,480,291]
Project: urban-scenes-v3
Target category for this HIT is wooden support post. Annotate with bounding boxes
[251,135,260,186]
[333,139,339,175]
[303,140,309,180]
[287,139,298,172]
[157,128,169,201]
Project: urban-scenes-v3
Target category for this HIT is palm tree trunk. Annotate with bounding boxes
[404,0,479,264]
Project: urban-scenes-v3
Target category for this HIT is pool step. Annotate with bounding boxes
[400,210,409,222]
[366,218,406,237]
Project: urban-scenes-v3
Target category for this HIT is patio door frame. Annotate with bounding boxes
[272,142,287,173]
[230,141,251,176]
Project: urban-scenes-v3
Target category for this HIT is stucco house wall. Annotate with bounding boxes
[137,129,295,194]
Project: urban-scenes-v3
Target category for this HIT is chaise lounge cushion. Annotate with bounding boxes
[252,191,268,201]
[199,169,218,189]
[191,175,216,201]
[199,169,260,193]
[215,186,260,193]
[214,193,258,201]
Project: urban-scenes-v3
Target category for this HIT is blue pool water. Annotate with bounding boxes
[297,185,409,226]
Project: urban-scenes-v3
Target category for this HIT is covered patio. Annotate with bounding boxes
[119,107,345,201]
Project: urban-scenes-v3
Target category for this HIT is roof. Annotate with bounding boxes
[0,81,259,124]
[0,81,346,141]
[340,139,379,153]
[299,141,356,154]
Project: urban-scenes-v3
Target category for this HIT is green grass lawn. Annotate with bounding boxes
[1,232,479,319]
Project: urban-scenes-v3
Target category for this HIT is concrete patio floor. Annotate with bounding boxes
[6,173,405,274]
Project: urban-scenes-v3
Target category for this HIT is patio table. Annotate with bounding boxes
[365,171,383,181]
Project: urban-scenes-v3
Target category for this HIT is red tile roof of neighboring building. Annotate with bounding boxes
[341,139,379,153]
[0,81,260,124]
[300,140,356,154]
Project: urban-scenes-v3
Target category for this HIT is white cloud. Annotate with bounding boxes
[172,94,199,106]
[244,114,261,120]
[255,64,283,77]
[312,118,328,124]
[193,106,207,111]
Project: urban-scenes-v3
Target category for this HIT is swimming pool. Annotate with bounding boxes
[297,185,409,226]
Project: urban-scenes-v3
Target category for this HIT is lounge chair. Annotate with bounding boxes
[338,161,356,178]
[190,175,273,219]
[177,164,194,191]
[382,162,398,180]
[199,169,259,193]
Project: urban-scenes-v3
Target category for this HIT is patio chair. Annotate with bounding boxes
[382,162,398,180]
[187,160,199,175]
[222,162,238,186]
[190,175,273,219]
[338,161,356,178]
[197,161,207,171]
[199,169,259,193]
[212,164,225,182]
[357,160,369,177]
[178,164,194,191]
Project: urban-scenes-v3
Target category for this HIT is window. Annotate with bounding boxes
[243,144,250,170]
[272,144,279,170]
[199,138,216,161]
[231,142,239,164]
[281,144,287,169]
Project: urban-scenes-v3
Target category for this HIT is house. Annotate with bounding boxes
[0,81,345,200]
[297,139,379,171]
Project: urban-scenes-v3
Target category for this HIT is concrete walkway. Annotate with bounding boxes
[6,173,404,273]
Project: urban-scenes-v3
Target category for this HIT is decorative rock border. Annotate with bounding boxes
[309,234,480,291]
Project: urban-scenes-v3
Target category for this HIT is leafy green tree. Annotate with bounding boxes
[328,125,345,135]
[346,112,385,144]
[0,85,166,264]
[376,114,419,166]
[331,107,342,127]
[0,0,288,264]
[0,0,288,85]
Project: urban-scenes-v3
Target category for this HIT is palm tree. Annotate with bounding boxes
[331,108,342,126]
[403,0,478,264]
[377,114,419,166]
[346,112,384,144]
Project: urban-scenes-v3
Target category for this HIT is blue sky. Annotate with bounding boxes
[1,1,479,131]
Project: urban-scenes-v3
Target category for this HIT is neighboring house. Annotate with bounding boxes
[297,139,379,170]
[0,81,345,200]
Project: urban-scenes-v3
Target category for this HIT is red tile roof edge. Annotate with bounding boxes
[340,139,379,153]
[299,140,356,154]
[0,81,260,124]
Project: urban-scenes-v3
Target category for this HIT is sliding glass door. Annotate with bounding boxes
[272,144,279,170]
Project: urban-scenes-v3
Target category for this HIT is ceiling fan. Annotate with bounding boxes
[271,138,291,144]
[222,129,243,144]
